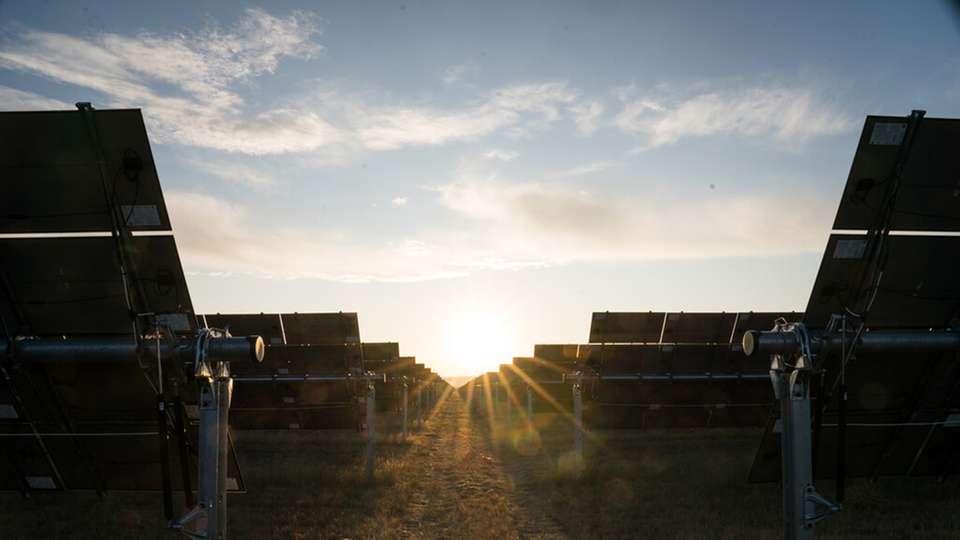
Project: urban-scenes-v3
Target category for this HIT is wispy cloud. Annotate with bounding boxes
[0,14,595,157]
[569,100,605,135]
[0,9,335,154]
[482,149,519,161]
[391,196,409,206]
[614,84,854,148]
[0,85,71,109]
[166,191,467,282]
[166,191,547,281]
[188,157,276,188]
[549,160,619,179]
[432,167,833,264]
[350,82,578,150]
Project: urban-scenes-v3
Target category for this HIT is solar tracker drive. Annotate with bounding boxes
[0,107,262,539]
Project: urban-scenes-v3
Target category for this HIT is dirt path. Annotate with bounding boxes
[394,392,567,540]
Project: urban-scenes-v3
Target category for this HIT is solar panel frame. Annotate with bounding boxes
[280,312,359,345]
[0,109,173,234]
[660,312,738,344]
[833,115,960,232]
[0,235,196,336]
[589,312,665,343]
[802,234,960,329]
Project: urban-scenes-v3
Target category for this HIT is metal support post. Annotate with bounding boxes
[416,384,423,426]
[526,385,534,423]
[402,381,409,440]
[573,374,584,474]
[172,373,232,539]
[365,383,376,481]
[770,348,839,539]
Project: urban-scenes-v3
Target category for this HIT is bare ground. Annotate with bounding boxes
[3,392,960,539]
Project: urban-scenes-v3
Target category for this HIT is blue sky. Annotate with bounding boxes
[1,1,958,376]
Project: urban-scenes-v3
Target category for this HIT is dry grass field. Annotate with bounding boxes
[3,392,960,539]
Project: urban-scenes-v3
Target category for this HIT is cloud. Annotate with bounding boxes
[188,157,275,188]
[0,9,335,155]
[166,191,461,281]
[433,171,832,264]
[482,149,519,161]
[350,82,578,150]
[0,85,71,109]
[391,196,409,206]
[550,160,619,179]
[613,85,854,148]
[569,101,605,135]
[0,14,591,157]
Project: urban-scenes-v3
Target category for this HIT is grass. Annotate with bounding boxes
[3,396,960,538]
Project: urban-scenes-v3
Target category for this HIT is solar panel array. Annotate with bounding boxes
[589,311,801,345]
[466,311,799,428]
[203,313,363,429]
[751,113,960,482]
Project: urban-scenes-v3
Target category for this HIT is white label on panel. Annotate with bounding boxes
[156,313,191,332]
[0,404,18,419]
[121,205,162,227]
[833,239,866,259]
[870,122,906,145]
[26,476,56,490]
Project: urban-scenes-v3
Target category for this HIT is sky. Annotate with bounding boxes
[1,1,958,377]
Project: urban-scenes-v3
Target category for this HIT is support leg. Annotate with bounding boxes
[365,384,376,482]
[526,385,533,425]
[402,383,408,441]
[573,379,583,474]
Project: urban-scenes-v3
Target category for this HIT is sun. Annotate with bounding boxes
[442,308,515,376]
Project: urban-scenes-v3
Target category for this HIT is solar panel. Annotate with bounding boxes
[230,344,362,429]
[660,312,738,344]
[203,313,285,345]
[0,109,172,233]
[362,342,400,367]
[280,312,359,345]
[590,344,772,429]
[833,115,960,232]
[0,235,196,335]
[589,312,665,343]
[802,234,960,329]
